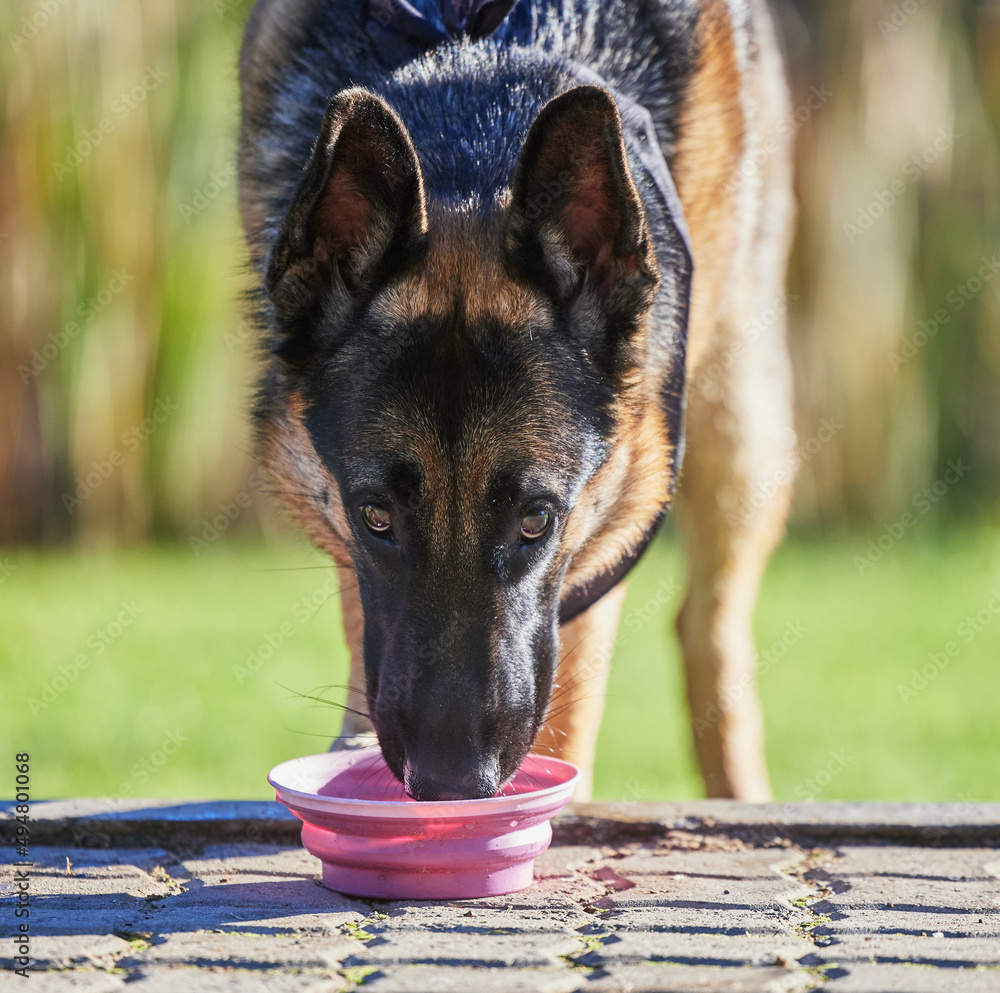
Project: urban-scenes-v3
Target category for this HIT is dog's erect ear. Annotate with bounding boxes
[506,85,660,320]
[266,88,427,322]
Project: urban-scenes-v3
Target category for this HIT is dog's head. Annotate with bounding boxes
[260,85,688,800]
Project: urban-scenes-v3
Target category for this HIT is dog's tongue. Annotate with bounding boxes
[365,0,522,60]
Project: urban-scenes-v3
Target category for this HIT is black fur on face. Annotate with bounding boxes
[264,86,661,800]
[305,307,613,800]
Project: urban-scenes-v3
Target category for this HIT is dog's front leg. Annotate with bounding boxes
[330,563,377,749]
[534,583,628,801]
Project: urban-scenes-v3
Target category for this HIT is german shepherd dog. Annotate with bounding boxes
[239,0,795,801]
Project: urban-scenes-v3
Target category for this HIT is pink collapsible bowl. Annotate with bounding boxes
[268,749,579,899]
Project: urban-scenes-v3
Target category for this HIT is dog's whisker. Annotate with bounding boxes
[547,671,602,704]
[353,762,383,790]
[528,742,557,754]
[547,681,580,704]
[539,724,567,739]
[548,652,611,701]
[233,442,266,466]
[553,629,604,678]
[354,755,390,794]
[516,768,542,791]
[309,582,359,600]
[274,682,372,721]
[544,693,603,723]
[314,703,373,722]
[299,691,372,721]
[313,682,368,697]
[260,490,322,500]
[244,565,337,573]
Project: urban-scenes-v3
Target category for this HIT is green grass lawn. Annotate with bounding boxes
[2,524,998,803]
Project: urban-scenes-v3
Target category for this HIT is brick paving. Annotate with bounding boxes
[2,801,999,991]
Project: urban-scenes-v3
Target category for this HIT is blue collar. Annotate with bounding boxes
[365,0,525,60]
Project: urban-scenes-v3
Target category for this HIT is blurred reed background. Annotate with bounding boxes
[1,0,998,544]
[0,0,260,547]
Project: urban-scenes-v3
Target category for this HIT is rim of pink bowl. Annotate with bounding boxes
[268,750,581,820]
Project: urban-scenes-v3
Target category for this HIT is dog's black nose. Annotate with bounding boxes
[404,763,499,802]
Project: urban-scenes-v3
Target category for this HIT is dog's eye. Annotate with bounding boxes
[520,509,551,542]
[361,503,392,537]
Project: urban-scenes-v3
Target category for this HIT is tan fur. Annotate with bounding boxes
[671,0,747,376]
[534,582,629,799]
[558,380,673,592]
[370,205,550,329]
[671,0,797,799]
[259,392,355,568]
